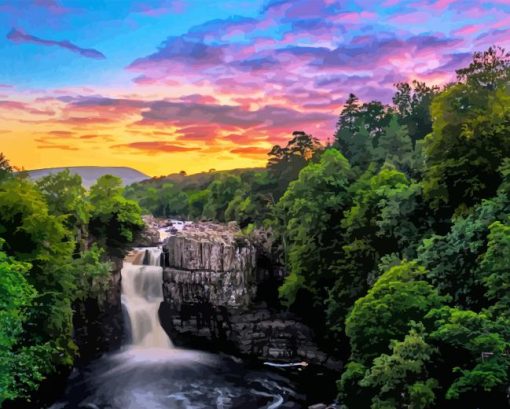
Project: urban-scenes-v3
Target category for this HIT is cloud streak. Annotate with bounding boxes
[7,28,106,60]
[111,141,202,154]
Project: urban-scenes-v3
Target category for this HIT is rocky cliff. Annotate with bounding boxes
[159,222,341,370]
[73,256,124,362]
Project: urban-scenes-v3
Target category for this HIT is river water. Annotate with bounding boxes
[49,240,304,409]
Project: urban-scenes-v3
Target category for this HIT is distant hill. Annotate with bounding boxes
[25,166,149,188]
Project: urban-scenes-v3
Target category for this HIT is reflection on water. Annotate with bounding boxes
[49,347,304,409]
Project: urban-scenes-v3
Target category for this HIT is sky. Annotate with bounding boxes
[1,0,509,176]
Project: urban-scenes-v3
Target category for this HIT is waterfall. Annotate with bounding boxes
[147,247,163,267]
[51,225,299,409]
[121,246,172,348]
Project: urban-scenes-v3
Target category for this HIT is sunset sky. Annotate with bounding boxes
[1,0,509,176]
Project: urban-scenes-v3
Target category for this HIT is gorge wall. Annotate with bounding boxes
[159,222,341,370]
[72,256,124,362]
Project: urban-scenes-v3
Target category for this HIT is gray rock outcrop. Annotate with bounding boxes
[159,222,341,370]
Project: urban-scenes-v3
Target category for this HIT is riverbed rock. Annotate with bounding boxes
[133,215,161,247]
[160,222,341,370]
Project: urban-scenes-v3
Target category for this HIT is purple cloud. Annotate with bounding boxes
[233,56,280,72]
[7,28,106,60]
[138,100,335,131]
[132,0,186,16]
[128,36,224,70]
[33,0,71,14]
[187,16,259,40]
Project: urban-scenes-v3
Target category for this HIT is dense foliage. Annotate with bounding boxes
[0,166,142,406]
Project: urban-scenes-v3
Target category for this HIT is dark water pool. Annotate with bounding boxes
[49,347,305,409]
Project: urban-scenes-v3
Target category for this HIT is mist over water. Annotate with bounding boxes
[50,238,303,409]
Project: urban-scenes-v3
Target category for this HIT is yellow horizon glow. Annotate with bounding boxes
[2,131,268,177]
[0,89,273,177]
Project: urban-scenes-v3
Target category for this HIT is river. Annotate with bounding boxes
[49,239,305,409]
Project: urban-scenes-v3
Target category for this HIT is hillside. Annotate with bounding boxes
[25,166,149,188]
[137,167,265,190]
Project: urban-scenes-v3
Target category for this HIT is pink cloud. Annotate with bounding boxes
[453,24,483,36]
[111,141,201,154]
[330,11,377,24]
[0,100,54,115]
[389,12,432,25]
[430,0,458,10]
[132,0,186,16]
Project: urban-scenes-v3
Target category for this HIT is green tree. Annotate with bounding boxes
[337,93,360,132]
[334,97,393,171]
[89,175,144,249]
[154,183,188,217]
[373,117,414,173]
[276,149,352,308]
[423,48,510,211]
[188,189,210,219]
[0,244,48,404]
[0,153,13,182]
[456,46,510,90]
[267,131,322,199]
[338,361,373,409]
[426,307,510,406]
[393,81,439,145]
[71,244,112,304]
[327,166,431,333]
[225,194,253,224]
[343,165,426,259]
[417,183,510,309]
[0,178,77,396]
[335,124,375,170]
[345,261,445,363]
[480,221,510,314]
[360,325,438,409]
[36,170,90,250]
[202,174,243,221]
[358,100,393,142]
[128,185,159,215]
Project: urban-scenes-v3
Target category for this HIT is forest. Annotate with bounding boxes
[0,165,144,406]
[1,46,510,408]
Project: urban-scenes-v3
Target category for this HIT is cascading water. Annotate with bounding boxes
[50,227,301,409]
[121,246,171,348]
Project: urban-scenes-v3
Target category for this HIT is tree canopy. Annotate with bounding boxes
[0,171,142,405]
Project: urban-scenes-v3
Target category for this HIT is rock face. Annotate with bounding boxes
[163,223,257,307]
[160,222,341,370]
[73,256,124,363]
